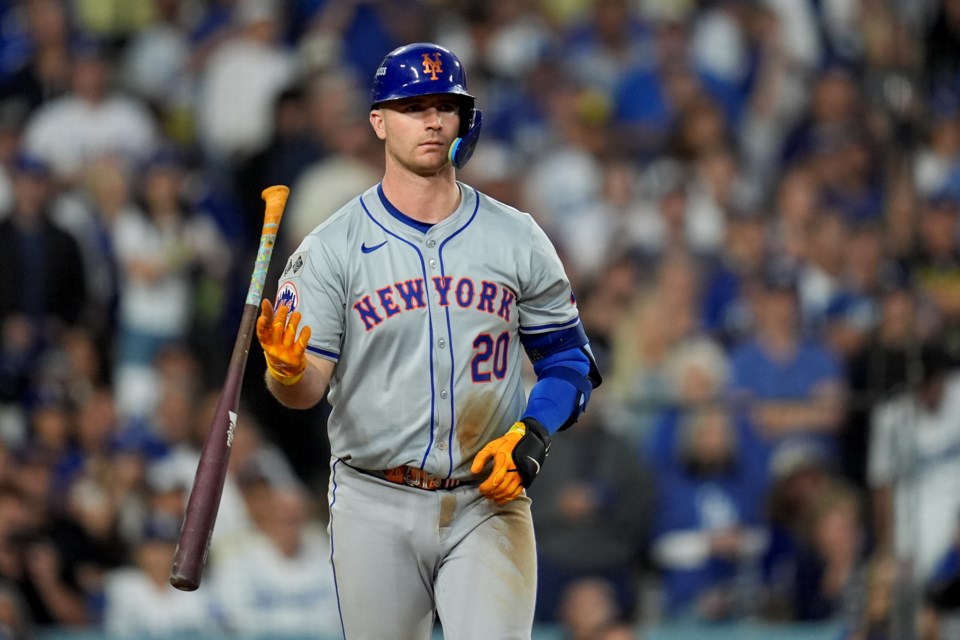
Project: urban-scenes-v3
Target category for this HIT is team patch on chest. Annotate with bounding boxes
[353,276,515,331]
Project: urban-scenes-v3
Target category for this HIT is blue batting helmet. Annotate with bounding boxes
[371,42,483,169]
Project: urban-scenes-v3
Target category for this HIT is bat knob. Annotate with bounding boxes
[170,571,200,592]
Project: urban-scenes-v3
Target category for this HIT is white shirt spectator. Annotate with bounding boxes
[121,20,193,109]
[195,32,298,162]
[112,207,228,338]
[22,93,157,182]
[103,566,222,636]
[869,372,960,582]
[212,526,341,636]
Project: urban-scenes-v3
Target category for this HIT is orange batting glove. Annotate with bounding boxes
[471,418,551,504]
[257,299,311,386]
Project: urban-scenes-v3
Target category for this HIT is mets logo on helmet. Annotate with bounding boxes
[422,53,442,80]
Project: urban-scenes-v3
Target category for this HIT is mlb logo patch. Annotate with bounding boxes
[282,252,307,278]
[275,281,299,313]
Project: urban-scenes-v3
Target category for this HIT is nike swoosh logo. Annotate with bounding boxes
[361,240,387,254]
[526,456,541,475]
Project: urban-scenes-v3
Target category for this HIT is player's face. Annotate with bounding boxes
[371,94,461,176]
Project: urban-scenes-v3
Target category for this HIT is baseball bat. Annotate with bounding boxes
[170,185,290,591]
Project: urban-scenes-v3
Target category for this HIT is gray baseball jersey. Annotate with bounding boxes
[274,181,579,479]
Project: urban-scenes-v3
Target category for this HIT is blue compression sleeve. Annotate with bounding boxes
[523,347,591,435]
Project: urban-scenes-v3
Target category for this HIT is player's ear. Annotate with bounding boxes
[370,110,386,140]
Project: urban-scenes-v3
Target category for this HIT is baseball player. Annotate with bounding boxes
[256,42,601,639]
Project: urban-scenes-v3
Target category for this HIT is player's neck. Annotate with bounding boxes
[381,167,460,224]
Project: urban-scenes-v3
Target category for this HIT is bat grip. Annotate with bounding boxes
[245,185,290,307]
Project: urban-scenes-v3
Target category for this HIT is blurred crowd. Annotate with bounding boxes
[1,0,960,638]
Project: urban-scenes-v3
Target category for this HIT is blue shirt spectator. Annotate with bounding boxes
[650,407,769,620]
[729,266,846,478]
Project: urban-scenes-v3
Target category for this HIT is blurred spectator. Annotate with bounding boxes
[49,471,130,621]
[52,386,121,501]
[51,155,132,343]
[735,3,812,197]
[700,208,766,348]
[762,442,840,621]
[607,250,703,441]
[544,157,643,284]
[21,40,158,187]
[102,515,221,636]
[0,153,86,407]
[644,336,734,470]
[840,276,930,487]
[626,158,719,262]
[729,265,846,473]
[767,165,820,269]
[682,144,752,256]
[0,0,74,116]
[779,64,864,170]
[689,0,754,100]
[228,406,299,486]
[822,221,889,363]
[884,175,922,266]
[119,0,194,139]
[913,100,960,200]
[299,0,424,81]
[234,83,320,252]
[789,481,869,623]
[850,553,898,640]
[528,394,654,624]
[907,192,960,364]
[195,0,299,168]
[283,68,381,255]
[811,131,884,224]
[110,148,231,419]
[0,468,90,628]
[610,13,734,160]
[555,576,625,640]
[593,620,640,640]
[520,81,609,238]
[0,578,32,639]
[23,395,71,465]
[670,97,734,166]
[144,384,252,544]
[796,209,850,333]
[868,342,960,587]
[72,0,153,46]
[560,0,653,100]
[575,256,641,378]
[211,486,339,636]
[649,406,768,621]
[923,0,960,93]
[451,0,552,85]
[920,519,960,639]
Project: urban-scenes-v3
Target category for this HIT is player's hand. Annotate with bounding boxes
[471,418,550,503]
[257,299,311,386]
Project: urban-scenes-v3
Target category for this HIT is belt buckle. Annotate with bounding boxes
[404,467,439,490]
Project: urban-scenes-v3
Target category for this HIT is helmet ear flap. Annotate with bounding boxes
[449,109,482,169]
